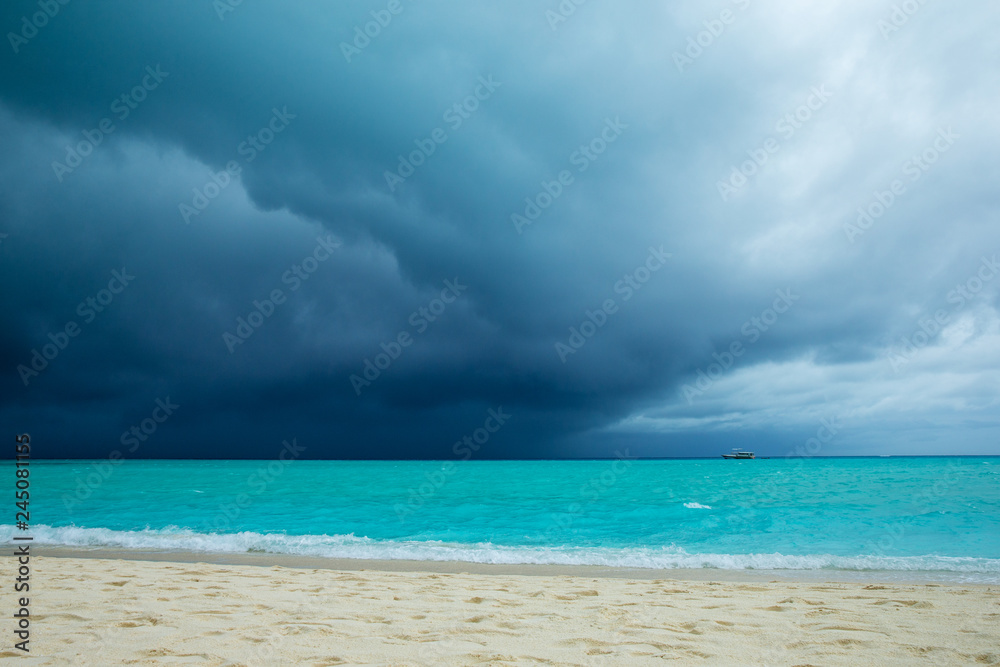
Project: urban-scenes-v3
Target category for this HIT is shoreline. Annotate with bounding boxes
[32,546,999,586]
[19,554,1000,665]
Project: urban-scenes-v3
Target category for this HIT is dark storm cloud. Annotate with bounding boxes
[1,0,998,458]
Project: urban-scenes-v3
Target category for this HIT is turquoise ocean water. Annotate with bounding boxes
[5,457,999,582]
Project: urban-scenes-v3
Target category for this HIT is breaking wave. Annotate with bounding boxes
[8,524,999,583]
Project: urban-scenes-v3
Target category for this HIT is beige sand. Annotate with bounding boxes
[8,555,1000,666]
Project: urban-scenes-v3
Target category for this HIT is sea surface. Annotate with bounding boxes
[5,457,999,583]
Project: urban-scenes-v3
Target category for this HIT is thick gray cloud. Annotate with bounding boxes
[1,0,997,458]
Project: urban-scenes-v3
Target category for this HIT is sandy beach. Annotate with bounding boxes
[7,553,998,666]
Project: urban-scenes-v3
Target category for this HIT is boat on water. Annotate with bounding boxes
[721,448,755,459]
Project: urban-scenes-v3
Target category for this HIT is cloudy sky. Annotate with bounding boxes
[1,1,998,459]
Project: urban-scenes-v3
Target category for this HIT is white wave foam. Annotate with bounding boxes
[6,524,998,581]
[684,502,713,509]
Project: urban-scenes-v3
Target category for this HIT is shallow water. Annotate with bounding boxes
[7,457,999,582]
